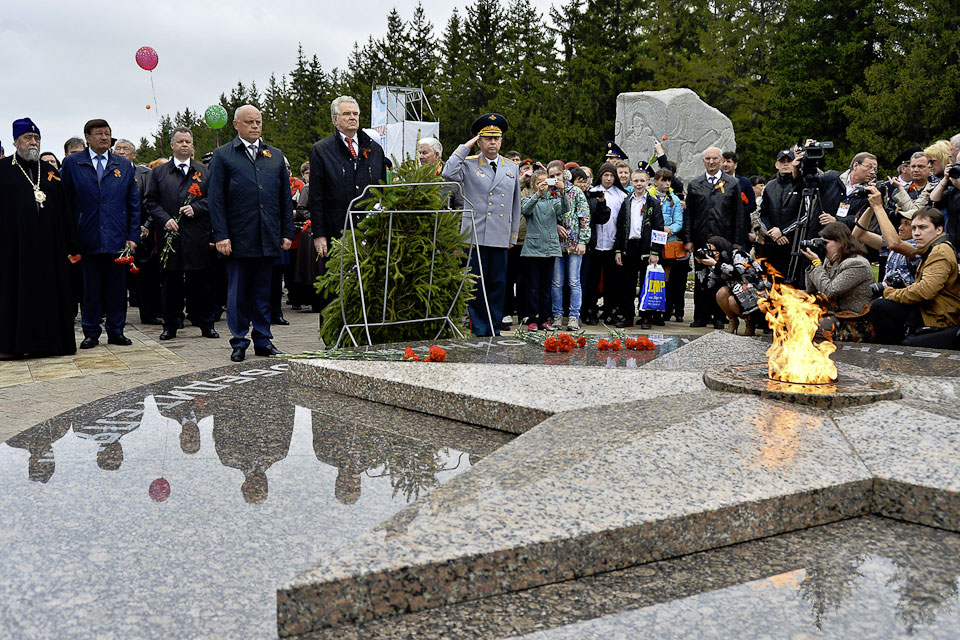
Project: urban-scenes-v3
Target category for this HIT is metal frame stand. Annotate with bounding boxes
[333,182,495,348]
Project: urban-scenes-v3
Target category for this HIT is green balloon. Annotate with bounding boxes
[205,105,228,130]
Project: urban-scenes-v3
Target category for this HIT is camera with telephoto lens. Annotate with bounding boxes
[799,237,827,259]
[851,180,891,199]
[719,250,770,315]
[948,164,960,180]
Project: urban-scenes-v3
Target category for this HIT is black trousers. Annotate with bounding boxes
[137,254,163,322]
[869,297,923,345]
[270,264,286,321]
[522,256,554,325]
[584,249,617,319]
[693,261,724,323]
[504,243,524,319]
[664,257,688,318]
[162,268,216,331]
[619,242,652,322]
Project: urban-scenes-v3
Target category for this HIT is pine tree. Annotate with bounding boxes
[316,159,474,347]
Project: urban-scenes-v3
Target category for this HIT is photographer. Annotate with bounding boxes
[800,222,874,314]
[928,162,960,243]
[696,237,764,335]
[757,149,802,282]
[816,151,877,233]
[852,186,920,286]
[870,208,960,345]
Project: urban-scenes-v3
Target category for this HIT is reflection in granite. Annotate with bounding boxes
[302,516,960,639]
[0,363,511,639]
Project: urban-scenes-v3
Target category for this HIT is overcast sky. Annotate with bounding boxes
[1,0,557,159]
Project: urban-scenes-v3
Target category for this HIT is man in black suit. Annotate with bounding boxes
[144,126,218,341]
[682,146,745,328]
[307,96,387,322]
[208,105,294,362]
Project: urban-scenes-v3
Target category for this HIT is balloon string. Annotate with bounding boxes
[150,72,160,123]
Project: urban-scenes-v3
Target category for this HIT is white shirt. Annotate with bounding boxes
[89,148,108,165]
[338,130,358,152]
[174,157,191,174]
[628,196,646,240]
[594,185,625,251]
[705,170,722,184]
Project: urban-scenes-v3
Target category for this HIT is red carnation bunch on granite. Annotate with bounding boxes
[625,336,655,351]
[597,338,623,351]
[544,333,580,353]
[424,345,447,362]
[404,347,420,361]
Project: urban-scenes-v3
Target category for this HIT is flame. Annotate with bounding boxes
[759,281,837,384]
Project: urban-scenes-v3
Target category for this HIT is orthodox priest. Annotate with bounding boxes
[0,118,79,358]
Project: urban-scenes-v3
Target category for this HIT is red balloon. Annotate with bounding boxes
[149,477,171,502]
[136,46,158,71]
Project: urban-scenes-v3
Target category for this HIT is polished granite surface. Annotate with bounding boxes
[302,516,960,639]
[0,363,512,639]
[281,332,960,635]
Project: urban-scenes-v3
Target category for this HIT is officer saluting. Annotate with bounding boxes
[442,113,521,336]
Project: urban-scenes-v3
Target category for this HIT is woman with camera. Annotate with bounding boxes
[695,236,761,335]
[800,222,874,314]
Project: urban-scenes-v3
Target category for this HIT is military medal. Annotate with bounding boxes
[12,153,45,208]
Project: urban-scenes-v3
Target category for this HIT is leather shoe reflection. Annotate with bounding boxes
[254,342,284,357]
[230,347,245,362]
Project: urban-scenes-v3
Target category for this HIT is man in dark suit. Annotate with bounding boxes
[144,126,218,341]
[60,118,141,348]
[208,105,294,362]
[682,146,745,328]
[307,95,387,323]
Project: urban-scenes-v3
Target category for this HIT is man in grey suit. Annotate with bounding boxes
[442,113,521,336]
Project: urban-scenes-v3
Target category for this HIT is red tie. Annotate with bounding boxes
[347,138,357,159]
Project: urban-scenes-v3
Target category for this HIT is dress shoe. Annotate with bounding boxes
[79,337,98,349]
[254,342,284,357]
[107,334,133,346]
[712,319,726,330]
[140,317,163,325]
[616,318,634,329]
[652,315,666,326]
[230,347,246,362]
[272,317,290,326]
[689,320,708,328]
[201,328,219,339]
[673,315,684,323]
[159,329,177,340]
[640,322,652,330]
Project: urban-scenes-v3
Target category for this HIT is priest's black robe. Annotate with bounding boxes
[0,156,78,356]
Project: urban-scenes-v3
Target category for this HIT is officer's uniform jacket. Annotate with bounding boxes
[442,145,521,248]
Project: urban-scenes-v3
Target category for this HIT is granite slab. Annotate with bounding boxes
[834,401,960,531]
[276,394,874,636]
[299,516,960,640]
[287,359,704,433]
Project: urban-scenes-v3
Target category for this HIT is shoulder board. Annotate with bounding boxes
[466,155,479,160]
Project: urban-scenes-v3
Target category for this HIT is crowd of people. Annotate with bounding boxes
[3,101,960,361]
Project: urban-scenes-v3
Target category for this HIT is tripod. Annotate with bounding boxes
[779,173,823,284]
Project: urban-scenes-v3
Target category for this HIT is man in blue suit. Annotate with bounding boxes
[208,105,294,362]
[60,118,141,348]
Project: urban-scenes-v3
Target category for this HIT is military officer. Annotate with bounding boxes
[442,113,521,336]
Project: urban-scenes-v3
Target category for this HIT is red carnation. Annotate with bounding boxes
[576,336,586,348]
[597,339,610,351]
[404,347,420,361]
[544,337,559,352]
[188,183,203,198]
[425,345,446,362]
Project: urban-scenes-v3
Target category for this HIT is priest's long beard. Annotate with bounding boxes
[17,147,40,162]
